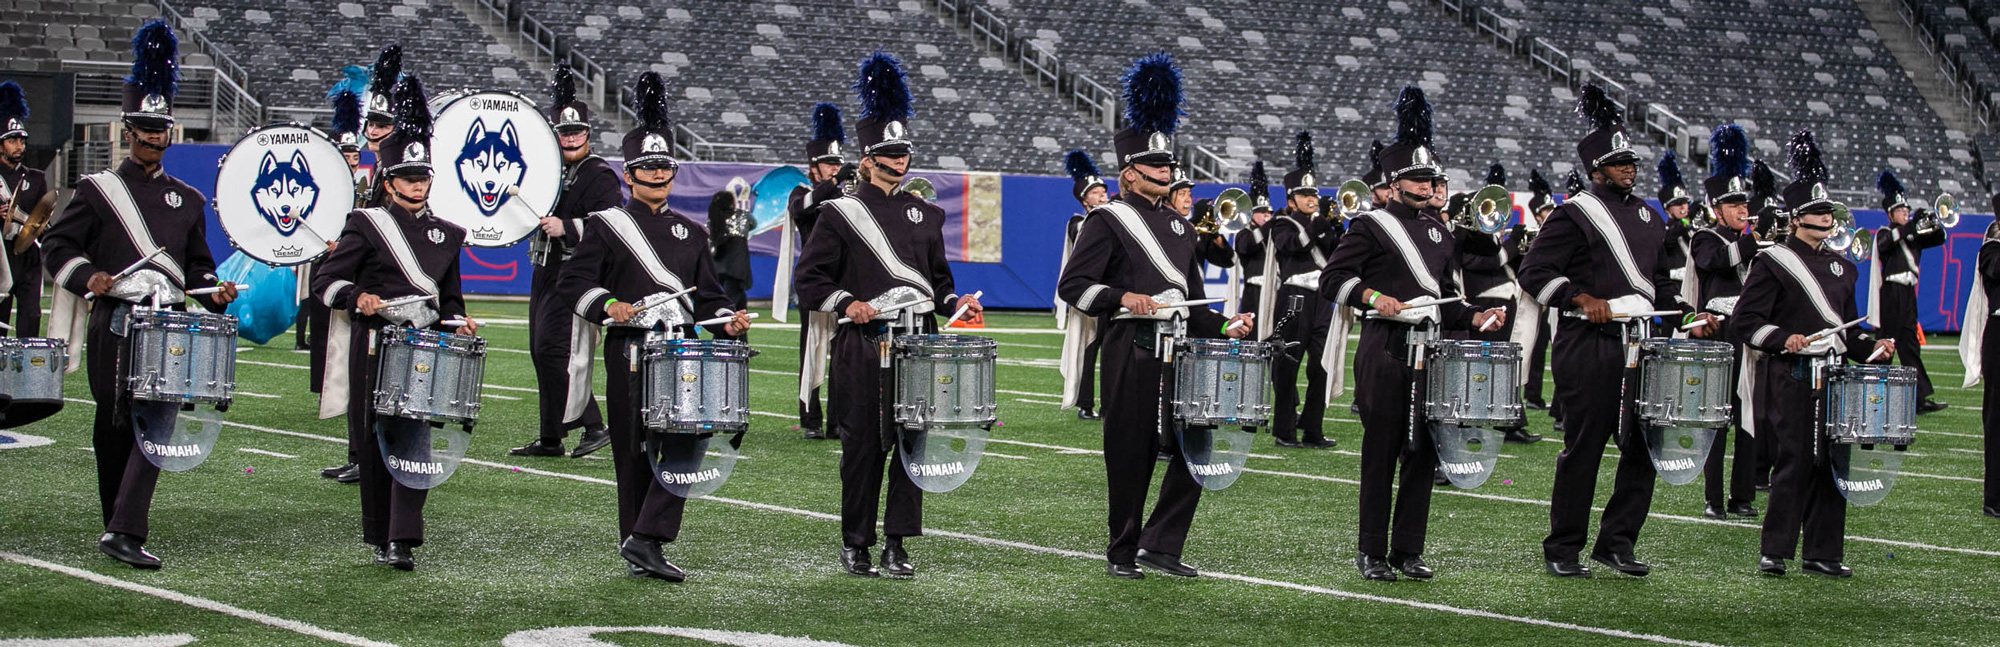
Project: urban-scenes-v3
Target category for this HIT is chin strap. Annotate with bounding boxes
[630,176,671,189]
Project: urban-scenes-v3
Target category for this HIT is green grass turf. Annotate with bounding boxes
[2,305,1996,646]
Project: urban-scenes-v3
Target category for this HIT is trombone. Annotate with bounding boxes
[1196,187,1253,235]
[1454,184,1513,234]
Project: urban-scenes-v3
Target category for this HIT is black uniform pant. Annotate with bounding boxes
[305,301,329,393]
[528,263,604,442]
[1986,318,2000,510]
[1701,337,1759,509]
[1100,320,1202,564]
[1759,361,1846,562]
[1248,285,1330,443]
[1354,320,1438,557]
[1074,332,1101,413]
[1876,283,1934,400]
[2,244,40,336]
[604,331,687,542]
[348,321,428,547]
[798,317,839,430]
[1543,324,1657,562]
[833,324,922,548]
[88,299,157,540]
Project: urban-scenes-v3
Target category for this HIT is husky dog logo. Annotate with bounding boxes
[252,149,318,235]
[456,118,528,216]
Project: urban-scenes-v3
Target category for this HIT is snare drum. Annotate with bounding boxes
[373,327,486,426]
[1172,338,1273,428]
[127,310,237,405]
[1424,339,1524,426]
[641,338,754,433]
[893,334,998,429]
[0,338,66,423]
[1636,339,1735,428]
[1825,364,1917,445]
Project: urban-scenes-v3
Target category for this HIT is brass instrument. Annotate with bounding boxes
[1845,228,1874,263]
[1333,178,1371,218]
[1826,202,1857,253]
[1453,184,1512,234]
[1690,203,1716,230]
[898,176,936,201]
[1916,192,1958,237]
[1755,206,1791,243]
[6,176,53,256]
[1196,187,1252,235]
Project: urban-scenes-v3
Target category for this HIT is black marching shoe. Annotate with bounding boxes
[801,426,827,440]
[1757,555,1786,576]
[1703,503,1729,520]
[570,428,611,458]
[1272,437,1304,449]
[1590,552,1650,577]
[1728,502,1760,518]
[334,463,361,484]
[1524,400,1549,411]
[1754,480,1772,493]
[1433,472,1450,486]
[618,536,685,582]
[1917,399,1949,414]
[1348,403,1361,415]
[1551,418,1565,433]
[98,533,160,570]
[1106,562,1144,579]
[374,545,390,565]
[1135,549,1198,577]
[1356,554,1397,581]
[1503,429,1543,444]
[1544,559,1592,578]
[1984,505,2000,519]
[508,439,565,457]
[1076,408,1101,421]
[320,463,354,479]
[385,541,415,571]
[1388,552,1433,580]
[1801,559,1851,578]
[1303,437,1339,449]
[840,546,879,578]
[880,540,914,577]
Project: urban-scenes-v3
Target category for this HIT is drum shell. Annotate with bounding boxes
[372,327,486,425]
[127,310,238,404]
[1172,338,1273,427]
[893,334,998,429]
[1636,339,1735,428]
[0,338,66,404]
[1825,364,1918,445]
[1423,340,1523,425]
[642,339,754,433]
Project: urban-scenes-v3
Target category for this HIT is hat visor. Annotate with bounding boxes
[1390,167,1440,182]
[554,123,592,134]
[866,142,913,157]
[1123,151,1176,168]
[625,154,679,170]
[383,162,432,177]
[122,115,175,132]
[810,154,845,164]
[1792,201,1836,215]
[1711,193,1750,204]
[1289,187,1320,197]
[1594,151,1641,168]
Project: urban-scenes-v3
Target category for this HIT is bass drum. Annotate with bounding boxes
[212,124,355,265]
[427,91,561,247]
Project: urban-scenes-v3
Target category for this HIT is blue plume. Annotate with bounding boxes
[854,52,913,122]
[631,71,670,131]
[391,75,431,140]
[549,64,576,113]
[1064,149,1100,181]
[1393,86,1432,148]
[0,81,26,123]
[1486,163,1506,187]
[330,90,361,135]
[1788,128,1826,185]
[369,44,402,98]
[1707,124,1749,179]
[326,65,369,99]
[1120,52,1183,136]
[1657,151,1684,189]
[1576,82,1622,130]
[125,20,179,100]
[1528,169,1551,196]
[1877,170,1904,198]
[811,102,844,142]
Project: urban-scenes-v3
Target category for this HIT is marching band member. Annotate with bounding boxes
[42,21,238,569]
[710,191,753,313]
[322,43,405,484]
[306,87,361,381]
[559,72,750,581]
[1058,149,1109,420]
[1738,130,1892,578]
[1868,170,1948,414]
[1690,124,1764,520]
[1520,84,1713,578]
[311,74,478,571]
[1457,163,1539,445]
[794,52,980,578]
[0,80,51,336]
[790,103,848,439]
[1263,133,1338,449]
[1058,53,1253,580]
[511,65,617,459]
[1658,151,1696,313]
[1517,170,1557,415]
[1968,194,2000,519]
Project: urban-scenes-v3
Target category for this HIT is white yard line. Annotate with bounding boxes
[236,359,306,371]
[1948,448,1986,455]
[234,391,281,399]
[0,635,197,646]
[237,448,297,459]
[1012,398,1064,406]
[0,552,400,647]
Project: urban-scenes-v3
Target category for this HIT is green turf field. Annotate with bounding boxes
[2,305,1996,647]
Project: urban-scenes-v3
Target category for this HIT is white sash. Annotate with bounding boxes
[1961,243,1993,388]
[1566,192,1653,300]
[86,171,185,286]
[1056,216,1077,329]
[1760,246,1843,329]
[1058,309,1098,408]
[826,197,933,299]
[1098,202,1187,293]
[1320,305,1355,404]
[356,208,439,297]
[319,310,352,419]
[1359,210,1441,298]
[593,207,689,295]
[1866,232,1884,328]
[798,310,836,403]
[563,313,600,422]
[1255,238,1278,340]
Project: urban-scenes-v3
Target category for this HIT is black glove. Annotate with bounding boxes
[834,162,858,185]
[1753,207,1776,238]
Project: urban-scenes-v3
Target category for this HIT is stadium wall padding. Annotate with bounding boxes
[165,144,1993,331]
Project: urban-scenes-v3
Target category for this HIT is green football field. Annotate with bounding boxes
[2,304,1996,647]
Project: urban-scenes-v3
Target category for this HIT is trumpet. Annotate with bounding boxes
[1197,187,1253,236]
[1454,184,1512,234]
[1915,192,1958,237]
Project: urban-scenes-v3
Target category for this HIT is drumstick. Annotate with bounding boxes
[1805,317,1869,343]
[1867,345,1890,363]
[837,297,929,325]
[380,294,437,308]
[597,287,703,326]
[1614,310,1682,320]
[83,249,169,301]
[1117,297,1228,315]
[186,285,248,296]
[1479,313,1501,332]
[695,312,760,327]
[439,318,472,329]
[1225,318,1250,334]
[941,290,984,328]
[1679,314,1724,332]
[1364,295,1463,318]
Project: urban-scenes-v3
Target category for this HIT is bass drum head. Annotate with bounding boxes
[213,124,354,266]
[428,91,561,247]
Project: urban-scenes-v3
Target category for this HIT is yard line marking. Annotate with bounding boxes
[1900,470,1982,483]
[235,391,281,399]
[0,552,400,647]
[237,359,306,370]
[983,437,1281,460]
[238,448,297,458]
[487,393,523,401]
[997,388,1059,398]
[1922,429,1983,439]
[0,635,197,646]
[985,451,1032,460]
[1012,398,1063,406]
[749,368,795,377]
[483,384,537,393]
[1949,448,1986,455]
